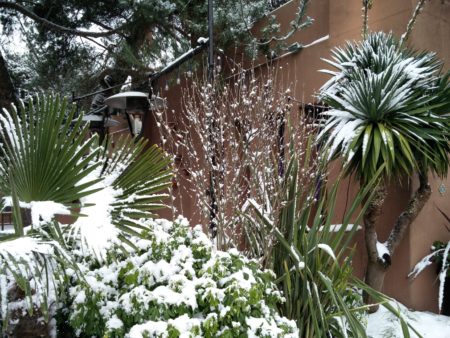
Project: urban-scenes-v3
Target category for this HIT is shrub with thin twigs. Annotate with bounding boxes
[156,65,320,255]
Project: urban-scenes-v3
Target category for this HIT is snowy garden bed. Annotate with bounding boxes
[367,301,450,338]
[62,216,298,337]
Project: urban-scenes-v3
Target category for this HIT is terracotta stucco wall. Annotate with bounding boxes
[267,0,450,312]
[144,0,450,312]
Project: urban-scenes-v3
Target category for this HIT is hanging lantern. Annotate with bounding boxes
[104,91,166,137]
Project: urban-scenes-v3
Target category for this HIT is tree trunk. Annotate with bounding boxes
[385,173,431,254]
[365,260,387,302]
[0,51,19,109]
[363,173,432,313]
[362,184,387,312]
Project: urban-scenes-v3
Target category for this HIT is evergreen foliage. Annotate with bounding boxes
[62,217,298,337]
[319,32,450,184]
[0,94,173,330]
[0,0,313,94]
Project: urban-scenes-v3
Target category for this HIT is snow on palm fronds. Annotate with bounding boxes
[71,137,173,260]
[318,32,450,184]
[410,239,450,313]
[0,223,75,325]
[0,94,102,205]
[0,94,173,323]
[0,94,172,251]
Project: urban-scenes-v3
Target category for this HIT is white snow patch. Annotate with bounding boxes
[303,35,330,48]
[0,236,54,257]
[71,176,121,261]
[29,201,70,226]
[127,320,168,338]
[438,241,450,312]
[106,315,124,330]
[367,301,450,338]
[319,224,362,232]
[376,242,390,261]
[317,243,336,261]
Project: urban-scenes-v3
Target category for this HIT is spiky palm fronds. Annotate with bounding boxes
[70,137,173,255]
[319,32,450,184]
[321,32,440,90]
[102,137,173,226]
[0,94,102,205]
[0,93,173,241]
[244,145,420,337]
[0,94,173,328]
[0,221,76,329]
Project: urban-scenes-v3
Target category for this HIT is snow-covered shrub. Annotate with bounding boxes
[156,66,319,255]
[0,94,173,334]
[61,216,298,337]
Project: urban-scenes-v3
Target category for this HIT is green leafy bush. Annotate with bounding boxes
[0,94,173,333]
[60,217,298,337]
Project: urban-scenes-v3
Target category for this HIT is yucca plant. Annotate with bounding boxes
[244,138,420,337]
[0,94,172,332]
[318,31,450,309]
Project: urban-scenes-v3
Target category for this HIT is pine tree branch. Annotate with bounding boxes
[0,1,127,38]
[90,19,114,32]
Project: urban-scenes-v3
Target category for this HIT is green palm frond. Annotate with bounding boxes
[321,32,439,88]
[0,94,102,204]
[319,32,450,184]
[0,94,172,241]
[0,222,78,327]
[102,136,173,238]
[0,94,173,327]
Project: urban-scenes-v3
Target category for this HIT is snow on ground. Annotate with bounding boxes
[367,301,450,338]
[0,223,14,235]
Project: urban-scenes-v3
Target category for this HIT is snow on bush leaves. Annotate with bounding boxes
[63,216,298,338]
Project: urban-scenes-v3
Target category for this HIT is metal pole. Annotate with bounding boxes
[208,0,214,83]
[207,0,217,238]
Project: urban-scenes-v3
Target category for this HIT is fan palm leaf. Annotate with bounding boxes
[0,94,173,328]
[0,94,102,205]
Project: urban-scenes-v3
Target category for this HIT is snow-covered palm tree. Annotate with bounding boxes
[318,32,450,310]
[0,94,173,325]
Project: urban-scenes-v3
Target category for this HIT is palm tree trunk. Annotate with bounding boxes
[363,183,387,312]
[363,173,432,313]
[386,173,431,253]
